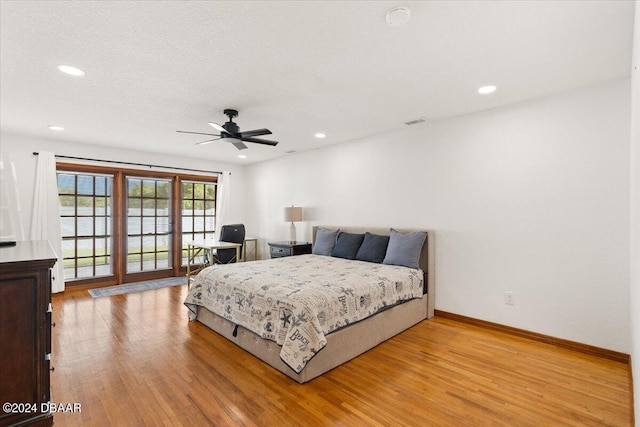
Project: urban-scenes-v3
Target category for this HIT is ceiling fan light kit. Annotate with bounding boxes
[177,109,279,150]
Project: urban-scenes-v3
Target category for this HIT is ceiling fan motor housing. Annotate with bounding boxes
[222,108,240,136]
[223,121,239,135]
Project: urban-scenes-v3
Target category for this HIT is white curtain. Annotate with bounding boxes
[30,151,65,293]
[214,171,231,239]
[0,151,25,241]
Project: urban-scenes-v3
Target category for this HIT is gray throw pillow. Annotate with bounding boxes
[382,229,427,269]
[355,232,390,263]
[312,228,340,256]
[331,232,365,260]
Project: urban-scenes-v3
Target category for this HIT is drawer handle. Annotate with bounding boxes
[50,366,55,372]
[52,322,56,328]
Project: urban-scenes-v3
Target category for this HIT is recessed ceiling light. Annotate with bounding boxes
[314,133,326,139]
[57,65,85,77]
[238,154,247,159]
[478,85,497,94]
[386,7,411,27]
[48,125,64,131]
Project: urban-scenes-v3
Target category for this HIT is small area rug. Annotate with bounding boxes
[88,276,187,298]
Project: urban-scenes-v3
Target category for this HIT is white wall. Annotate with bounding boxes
[629,1,639,423]
[245,79,631,353]
[0,133,248,239]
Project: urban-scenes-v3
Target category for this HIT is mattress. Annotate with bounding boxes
[184,254,424,373]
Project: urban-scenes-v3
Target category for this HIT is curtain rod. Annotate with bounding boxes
[32,152,224,175]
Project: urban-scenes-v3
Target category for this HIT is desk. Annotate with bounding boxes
[243,237,258,261]
[186,239,243,288]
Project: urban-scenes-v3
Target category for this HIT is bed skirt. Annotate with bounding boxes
[194,295,428,383]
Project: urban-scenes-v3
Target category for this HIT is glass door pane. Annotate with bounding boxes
[180,180,217,266]
[57,172,113,281]
[126,177,172,273]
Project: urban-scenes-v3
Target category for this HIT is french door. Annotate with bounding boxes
[56,163,217,287]
[123,176,174,282]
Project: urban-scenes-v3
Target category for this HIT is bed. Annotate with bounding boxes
[184,225,435,383]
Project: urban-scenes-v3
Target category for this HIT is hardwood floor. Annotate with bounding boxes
[51,285,633,426]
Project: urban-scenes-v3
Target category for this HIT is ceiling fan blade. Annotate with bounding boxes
[177,130,220,137]
[232,141,248,150]
[208,122,230,135]
[237,128,272,138]
[196,137,222,146]
[241,136,279,146]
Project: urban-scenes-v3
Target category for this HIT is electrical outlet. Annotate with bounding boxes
[504,292,515,305]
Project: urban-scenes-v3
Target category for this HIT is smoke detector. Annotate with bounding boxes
[386,7,411,27]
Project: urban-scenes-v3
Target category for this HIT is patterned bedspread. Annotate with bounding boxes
[184,254,424,373]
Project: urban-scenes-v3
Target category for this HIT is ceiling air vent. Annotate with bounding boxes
[404,117,427,126]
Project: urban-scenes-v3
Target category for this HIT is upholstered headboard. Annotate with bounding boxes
[312,226,435,318]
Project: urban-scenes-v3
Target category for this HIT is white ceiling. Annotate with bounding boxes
[0,1,635,165]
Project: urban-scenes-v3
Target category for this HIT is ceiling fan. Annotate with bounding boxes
[177,109,278,150]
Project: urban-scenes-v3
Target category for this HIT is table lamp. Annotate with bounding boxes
[284,206,303,243]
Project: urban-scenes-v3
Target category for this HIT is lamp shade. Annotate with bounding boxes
[284,206,303,222]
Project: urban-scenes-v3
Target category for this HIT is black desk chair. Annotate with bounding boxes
[213,224,245,264]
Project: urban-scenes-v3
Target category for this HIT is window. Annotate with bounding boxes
[56,163,217,286]
[57,172,113,280]
[126,177,172,273]
[181,180,217,266]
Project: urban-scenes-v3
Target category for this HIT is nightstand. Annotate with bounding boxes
[268,241,312,258]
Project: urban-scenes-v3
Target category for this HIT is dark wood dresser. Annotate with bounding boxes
[0,241,56,427]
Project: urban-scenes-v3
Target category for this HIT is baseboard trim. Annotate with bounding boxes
[434,310,630,364]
